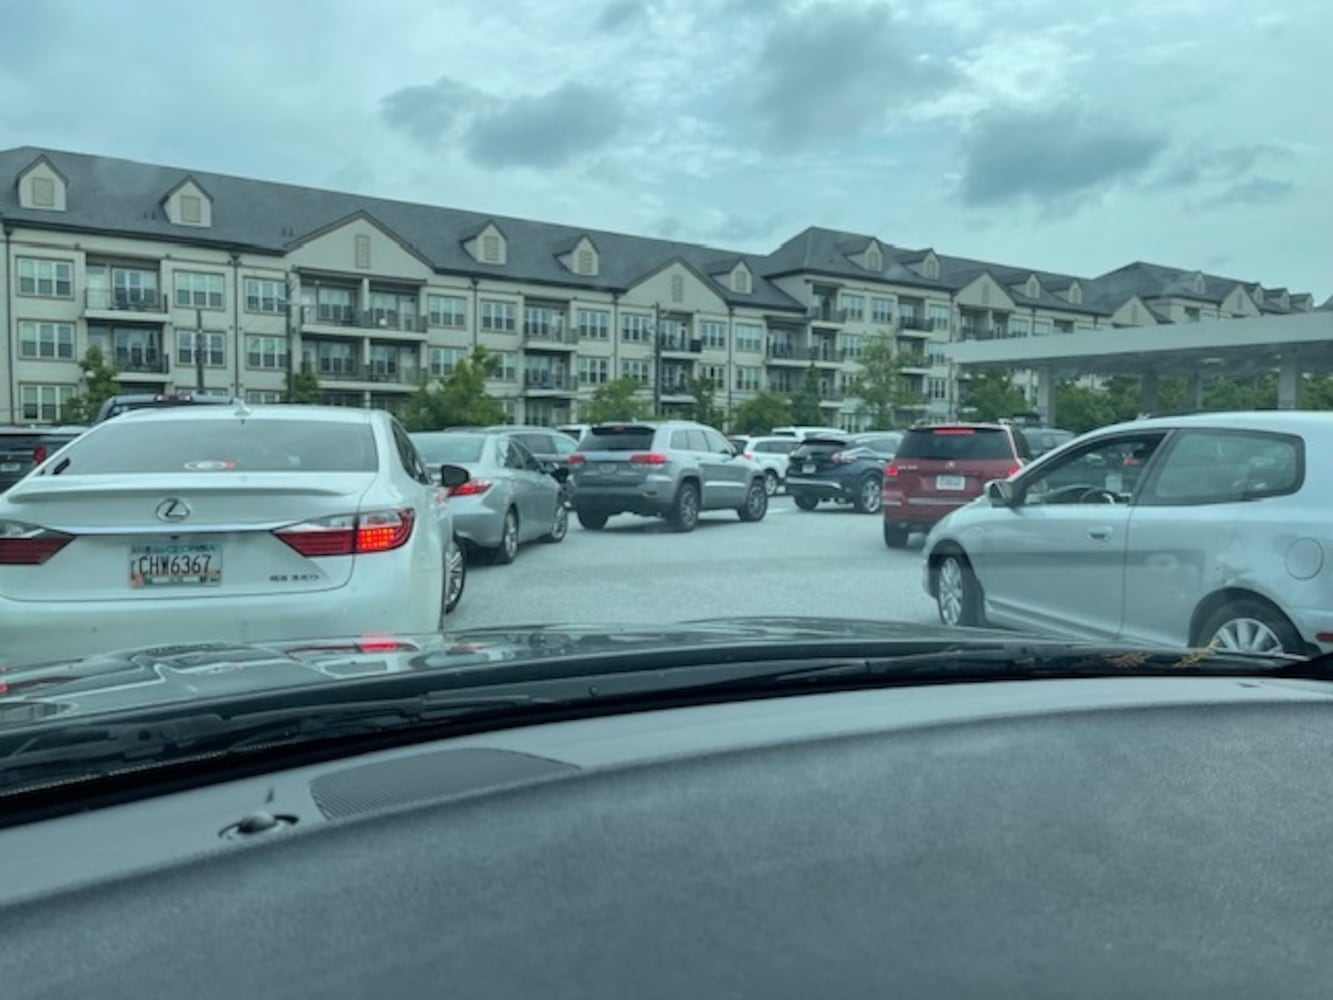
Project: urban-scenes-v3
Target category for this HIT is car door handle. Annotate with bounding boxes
[1087,526,1113,541]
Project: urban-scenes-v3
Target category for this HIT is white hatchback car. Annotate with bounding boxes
[0,404,466,666]
[922,411,1332,656]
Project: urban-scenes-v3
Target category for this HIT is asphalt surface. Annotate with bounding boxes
[446,495,939,631]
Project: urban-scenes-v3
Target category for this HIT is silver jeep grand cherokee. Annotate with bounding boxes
[568,421,769,532]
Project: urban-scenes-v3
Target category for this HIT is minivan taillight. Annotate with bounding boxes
[567,454,586,466]
[274,509,415,557]
[884,464,900,479]
[830,450,857,463]
[630,453,669,466]
[32,445,47,465]
[0,521,73,565]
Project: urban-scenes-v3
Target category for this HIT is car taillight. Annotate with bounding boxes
[449,479,493,497]
[0,521,73,565]
[274,509,415,557]
[884,464,900,479]
[830,450,857,463]
[1005,465,1023,478]
[742,452,754,460]
[32,445,47,465]
[567,454,586,466]
[630,453,669,465]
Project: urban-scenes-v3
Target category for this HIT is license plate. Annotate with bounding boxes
[130,542,222,588]
[802,463,816,474]
[936,475,966,491]
[0,462,20,472]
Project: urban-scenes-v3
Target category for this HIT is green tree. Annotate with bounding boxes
[1203,375,1276,411]
[61,346,121,423]
[1301,374,1333,410]
[582,377,652,424]
[400,347,505,431]
[848,335,922,428]
[728,390,792,435]
[1054,381,1116,435]
[284,370,321,404]
[790,366,825,425]
[963,370,1028,422]
[687,375,724,429]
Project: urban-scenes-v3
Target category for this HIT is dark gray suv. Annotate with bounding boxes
[568,421,769,531]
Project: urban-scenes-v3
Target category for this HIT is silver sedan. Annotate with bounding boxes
[411,431,568,565]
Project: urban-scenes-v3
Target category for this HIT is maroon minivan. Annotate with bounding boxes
[881,423,1030,547]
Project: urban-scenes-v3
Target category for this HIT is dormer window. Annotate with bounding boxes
[866,247,883,272]
[469,223,507,265]
[31,177,55,208]
[483,235,501,263]
[577,249,594,274]
[1025,275,1040,298]
[16,156,68,212]
[1192,272,1205,294]
[922,253,939,280]
[731,264,752,294]
[163,177,212,227]
[1067,281,1083,305]
[180,195,202,225]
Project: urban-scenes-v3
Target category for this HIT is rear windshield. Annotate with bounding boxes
[412,434,486,465]
[578,426,656,452]
[0,434,43,455]
[52,420,379,474]
[792,437,850,456]
[895,427,1014,461]
[100,398,231,421]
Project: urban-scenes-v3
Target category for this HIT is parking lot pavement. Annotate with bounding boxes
[445,496,938,632]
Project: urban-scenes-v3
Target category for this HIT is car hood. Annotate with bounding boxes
[0,617,1027,721]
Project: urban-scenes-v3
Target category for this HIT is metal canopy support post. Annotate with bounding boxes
[1140,371,1158,414]
[1278,356,1300,410]
[1033,365,1054,426]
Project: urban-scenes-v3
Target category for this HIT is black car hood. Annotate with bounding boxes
[0,617,1025,721]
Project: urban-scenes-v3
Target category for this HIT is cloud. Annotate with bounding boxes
[380,78,624,169]
[738,2,960,149]
[1153,142,1290,189]
[597,0,645,31]
[465,83,625,168]
[1194,177,1294,209]
[959,105,1167,206]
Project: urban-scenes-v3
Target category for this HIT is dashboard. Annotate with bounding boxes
[5,674,1333,999]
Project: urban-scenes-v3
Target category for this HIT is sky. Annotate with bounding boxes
[0,0,1328,297]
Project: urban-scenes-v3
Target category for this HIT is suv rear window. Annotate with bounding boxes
[896,427,1015,461]
[53,420,378,474]
[791,437,850,457]
[579,426,656,452]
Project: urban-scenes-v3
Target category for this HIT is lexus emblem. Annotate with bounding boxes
[156,498,192,522]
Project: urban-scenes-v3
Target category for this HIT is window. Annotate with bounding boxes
[840,293,865,320]
[175,271,225,309]
[18,322,74,360]
[246,390,283,405]
[734,366,761,392]
[670,275,685,303]
[428,347,468,378]
[1144,430,1302,505]
[866,247,882,272]
[927,343,947,364]
[355,234,371,270]
[1033,319,1053,337]
[480,300,516,332]
[492,352,518,381]
[1009,317,1031,338]
[871,298,893,324]
[577,309,609,339]
[621,313,651,342]
[17,258,72,298]
[427,295,467,328]
[1068,283,1083,305]
[700,320,727,350]
[579,357,610,385]
[244,278,288,314]
[1022,435,1166,505]
[482,234,501,263]
[842,334,864,360]
[734,323,762,353]
[732,268,751,294]
[577,249,595,275]
[180,195,203,225]
[246,335,288,369]
[621,359,652,383]
[31,176,56,208]
[928,304,951,330]
[923,256,939,279]
[927,377,948,401]
[699,363,725,386]
[19,384,75,422]
[176,331,226,367]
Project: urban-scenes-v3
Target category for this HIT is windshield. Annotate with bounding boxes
[0,3,1327,779]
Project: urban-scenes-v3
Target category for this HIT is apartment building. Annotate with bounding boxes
[0,147,1316,430]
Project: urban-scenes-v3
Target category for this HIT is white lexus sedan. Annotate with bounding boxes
[0,403,466,666]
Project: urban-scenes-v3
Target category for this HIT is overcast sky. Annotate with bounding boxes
[1,0,1328,296]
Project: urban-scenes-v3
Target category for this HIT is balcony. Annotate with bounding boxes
[808,303,848,325]
[85,289,168,320]
[658,333,702,355]
[899,314,933,332]
[109,350,168,376]
[299,306,427,339]
[302,360,364,381]
[767,343,844,364]
[523,370,577,394]
[299,359,421,388]
[523,317,577,349]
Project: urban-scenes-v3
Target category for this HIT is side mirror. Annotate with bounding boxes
[440,464,470,490]
[550,466,569,483]
[986,479,1016,507]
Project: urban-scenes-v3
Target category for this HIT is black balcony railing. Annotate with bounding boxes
[111,350,168,373]
[658,333,702,353]
[807,303,848,323]
[523,370,577,391]
[300,306,425,332]
[85,289,167,313]
[899,314,933,332]
[767,343,844,362]
[523,318,575,344]
[302,360,363,380]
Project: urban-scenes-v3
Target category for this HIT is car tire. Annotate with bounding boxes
[442,536,466,618]
[763,469,780,497]
[667,481,700,532]
[793,495,818,511]
[577,510,608,531]
[737,479,768,522]
[883,522,909,549]
[935,551,983,627]
[853,475,883,514]
[489,508,519,565]
[542,502,569,543]
[1197,597,1304,655]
